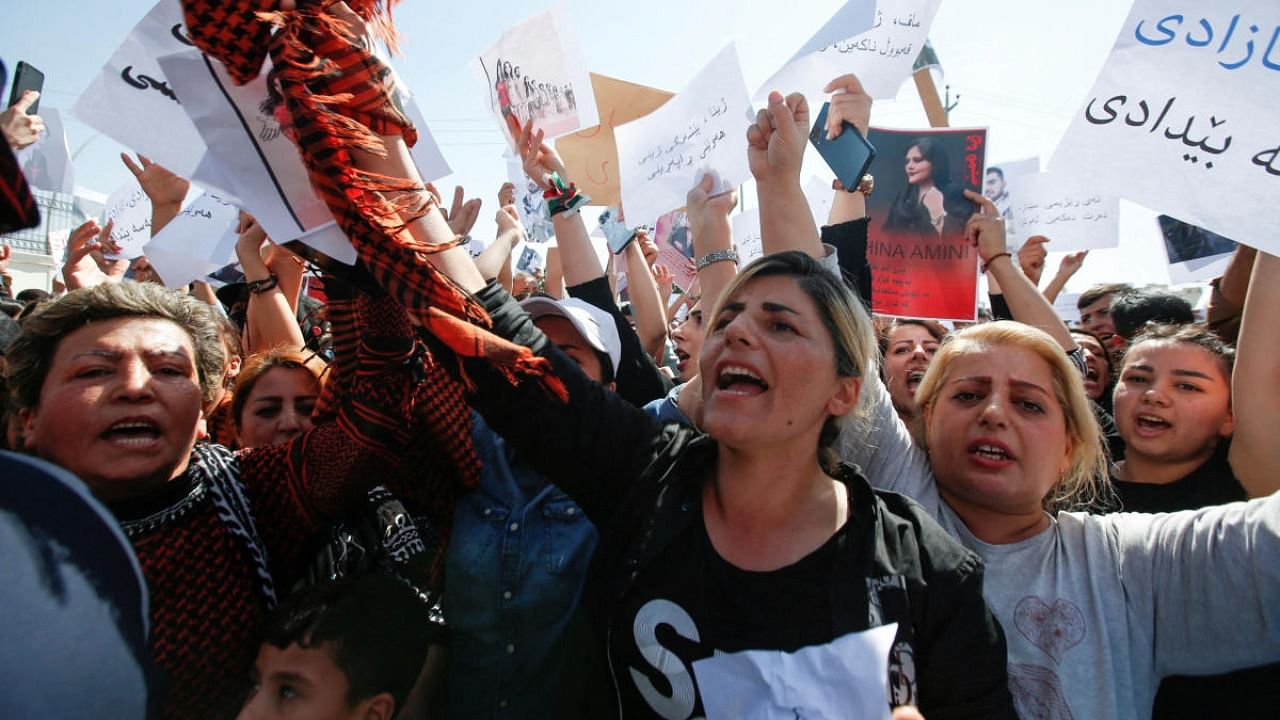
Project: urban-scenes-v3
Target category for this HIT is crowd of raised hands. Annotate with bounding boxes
[4,23,1280,717]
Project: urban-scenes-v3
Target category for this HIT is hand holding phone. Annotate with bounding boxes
[809,101,876,191]
[7,62,44,115]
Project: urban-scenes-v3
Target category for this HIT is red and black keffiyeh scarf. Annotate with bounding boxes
[181,0,567,402]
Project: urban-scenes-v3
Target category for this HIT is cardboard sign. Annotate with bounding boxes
[555,74,674,208]
[1050,0,1280,254]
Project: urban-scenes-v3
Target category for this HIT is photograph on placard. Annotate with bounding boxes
[653,209,695,291]
[474,8,597,152]
[982,156,1038,236]
[866,126,986,320]
[1158,214,1238,283]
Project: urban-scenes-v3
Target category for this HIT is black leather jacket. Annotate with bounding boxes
[455,282,1017,719]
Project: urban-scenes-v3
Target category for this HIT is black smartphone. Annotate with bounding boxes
[809,101,876,191]
[8,61,44,114]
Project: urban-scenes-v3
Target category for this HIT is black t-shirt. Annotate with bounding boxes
[1107,441,1243,514]
[610,507,846,719]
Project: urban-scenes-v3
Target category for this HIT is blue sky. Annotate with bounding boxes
[2,0,1171,294]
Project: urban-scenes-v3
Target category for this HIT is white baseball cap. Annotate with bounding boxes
[520,296,622,374]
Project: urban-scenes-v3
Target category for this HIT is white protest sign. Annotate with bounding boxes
[473,6,598,151]
[615,43,754,227]
[732,208,764,268]
[1012,173,1120,251]
[694,624,897,720]
[784,0,880,64]
[756,0,942,101]
[157,50,356,265]
[1050,0,1280,255]
[72,0,206,177]
[103,177,152,260]
[144,192,241,287]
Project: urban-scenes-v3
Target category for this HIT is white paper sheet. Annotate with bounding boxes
[756,0,943,102]
[103,177,152,261]
[1049,0,1280,255]
[732,208,763,267]
[71,0,206,177]
[1011,173,1120,251]
[143,192,241,287]
[693,624,898,720]
[614,43,755,227]
[157,50,356,265]
[473,5,599,150]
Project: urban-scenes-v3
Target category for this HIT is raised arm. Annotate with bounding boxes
[686,174,739,311]
[1115,494,1280,679]
[622,231,670,361]
[121,153,189,239]
[1041,250,1088,305]
[1228,250,1280,497]
[239,282,419,546]
[518,123,603,286]
[235,215,305,353]
[750,89,820,258]
[966,191,1076,353]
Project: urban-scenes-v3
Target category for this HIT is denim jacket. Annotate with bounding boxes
[443,413,598,719]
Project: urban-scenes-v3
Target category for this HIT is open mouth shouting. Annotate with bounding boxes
[102,417,164,448]
[715,364,770,396]
[967,438,1016,468]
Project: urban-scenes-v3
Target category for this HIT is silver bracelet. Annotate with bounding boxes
[696,249,739,271]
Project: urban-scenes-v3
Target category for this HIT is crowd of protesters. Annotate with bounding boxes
[2,4,1278,720]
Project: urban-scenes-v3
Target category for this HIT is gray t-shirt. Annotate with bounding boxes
[840,379,1280,719]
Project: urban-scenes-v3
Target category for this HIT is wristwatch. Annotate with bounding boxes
[833,174,874,196]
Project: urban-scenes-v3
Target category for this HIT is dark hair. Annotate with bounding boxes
[1110,289,1195,340]
[1125,322,1235,379]
[594,349,616,387]
[0,312,19,356]
[1077,283,1129,312]
[877,318,949,361]
[7,282,226,409]
[986,166,1005,180]
[15,288,50,305]
[1,301,22,319]
[231,348,327,429]
[884,137,973,235]
[262,576,434,711]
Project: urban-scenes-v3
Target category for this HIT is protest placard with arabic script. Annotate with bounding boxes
[614,43,754,228]
[756,0,941,102]
[1050,0,1280,254]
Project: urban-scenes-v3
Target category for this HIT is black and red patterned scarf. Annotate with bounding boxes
[181,0,567,402]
